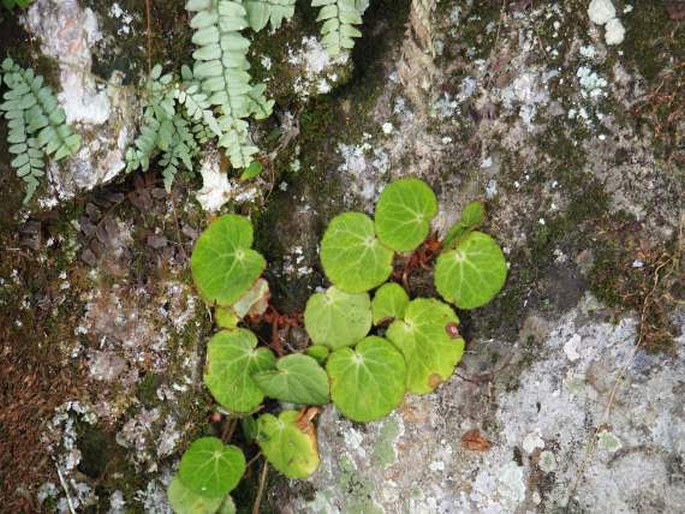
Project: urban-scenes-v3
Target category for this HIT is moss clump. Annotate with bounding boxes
[451,2,500,61]
[623,4,684,82]
[84,0,193,84]
[620,4,684,162]
[588,220,680,352]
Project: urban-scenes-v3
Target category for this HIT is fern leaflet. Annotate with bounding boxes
[311,0,366,56]
[126,65,206,191]
[244,0,296,32]
[186,0,274,168]
[0,57,81,203]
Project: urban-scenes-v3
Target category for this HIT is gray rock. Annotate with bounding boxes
[25,0,138,199]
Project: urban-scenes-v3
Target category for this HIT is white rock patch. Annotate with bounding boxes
[587,0,625,46]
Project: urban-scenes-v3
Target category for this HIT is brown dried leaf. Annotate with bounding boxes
[461,429,491,452]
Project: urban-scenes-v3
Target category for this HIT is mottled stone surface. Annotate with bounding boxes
[25,0,138,199]
[283,297,684,513]
[0,0,682,512]
[266,0,683,512]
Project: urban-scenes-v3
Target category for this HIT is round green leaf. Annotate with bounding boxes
[191,215,266,306]
[252,354,330,405]
[434,231,507,309]
[386,298,465,394]
[304,286,372,349]
[320,212,394,292]
[168,476,235,514]
[374,178,438,252]
[460,200,485,227]
[178,437,246,498]
[304,344,330,365]
[443,201,486,249]
[240,160,263,181]
[204,329,276,414]
[257,410,320,478]
[372,282,410,325]
[215,306,239,330]
[326,336,406,422]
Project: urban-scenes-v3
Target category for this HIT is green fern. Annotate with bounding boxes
[0,57,81,203]
[159,114,200,191]
[126,65,207,192]
[176,64,222,138]
[186,0,274,169]
[311,0,366,56]
[244,0,296,31]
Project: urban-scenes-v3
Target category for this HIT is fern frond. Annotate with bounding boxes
[186,0,273,168]
[175,65,222,137]
[0,57,81,203]
[187,0,253,119]
[126,66,174,172]
[247,83,275,120]
[160,114,199,191]
[126,64,214,191]
[311,0,366,56]
[244,0,296,32]
[216,115,258,169]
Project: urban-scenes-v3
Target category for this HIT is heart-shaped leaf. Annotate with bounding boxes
[320,212,393,292]
[252,354,330,405]
[304,344,330,365]
[178,437,246,498]
[215,306,239,330]
[443,200,485,249]
[168,476,235,514]
[191,215,266,306]
[374,178,438,252]
[204,329,276,414]
[371,282,409,325]
[256,410,320,478]
[386,298,465,394]
[434,231,507,309]
[326,336,406,422]
[304,286,372,350]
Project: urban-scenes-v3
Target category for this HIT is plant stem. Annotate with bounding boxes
[252,461,268,514]
[221,416,238,443]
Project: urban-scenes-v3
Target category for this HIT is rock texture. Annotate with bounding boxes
[25,0,138,199]
[282,298,685,513]
[0,0,682,513]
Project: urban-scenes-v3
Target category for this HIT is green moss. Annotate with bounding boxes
[453,3,500,61]
[83,0,193,84]
[623,4,684,82]
[137,372,162,406]
[587,221,679,352]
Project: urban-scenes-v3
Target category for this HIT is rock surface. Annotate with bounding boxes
[0,0,682,513]
[282,297,685,513]
[25,0,138,199]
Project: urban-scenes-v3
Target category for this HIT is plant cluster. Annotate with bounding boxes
[170,178,507,513]
[2,0,368,203]
[126,0,368,185]
[0,58,82,202]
